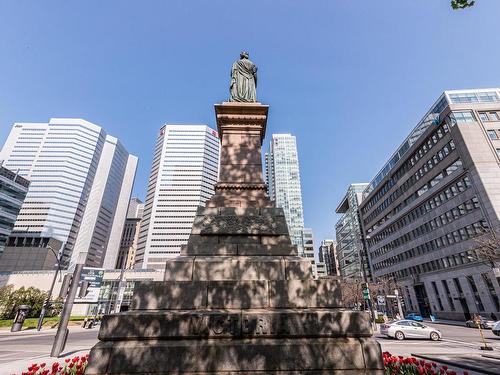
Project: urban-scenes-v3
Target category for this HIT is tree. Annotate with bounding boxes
[12,286,48,318]
[339,277,364,308]
[451,0,475,9]
[471,229,500,267]
[0,285,49,319]
[0,285,16,319]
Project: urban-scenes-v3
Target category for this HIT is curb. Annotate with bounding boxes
[424,320,466,327]
[412,353,498,375]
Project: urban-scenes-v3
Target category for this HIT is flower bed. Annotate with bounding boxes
[17,354,88,375]
[383,352,468,375]
[18,352,470,375]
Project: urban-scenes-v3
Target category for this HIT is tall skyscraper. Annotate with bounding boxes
[301,228,315,260]
[0,118,137,269]
[319,239,339,276]
[335,183,371,280]
[116,198,144,269]
[265,134,305,250]
[360,89,500,320]
[135,125,220,269]
[0,164,29,253]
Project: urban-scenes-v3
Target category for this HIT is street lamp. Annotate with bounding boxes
[357,235,377,328]
[37,243,64,331]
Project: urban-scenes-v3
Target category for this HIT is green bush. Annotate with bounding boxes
[0,284,54,319]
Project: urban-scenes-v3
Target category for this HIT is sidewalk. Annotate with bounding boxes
[0,325,92,336]
[3,349,90,375]
[424,318,466,327]
[0,326,98,374]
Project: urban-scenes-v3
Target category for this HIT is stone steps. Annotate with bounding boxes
[86,337,383,375]
[180,243,298,256]
[97,309,373,340]
[165,254,311,281]
[130,279,343,310]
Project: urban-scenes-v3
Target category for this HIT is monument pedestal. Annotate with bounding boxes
[86,102,383,374]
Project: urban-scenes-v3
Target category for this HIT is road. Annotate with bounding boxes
[0,327,98,374]
[377,322,500,356]
[0,322,499,374]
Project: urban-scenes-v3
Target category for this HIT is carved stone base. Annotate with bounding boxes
[86,101,383,374]
[86,337,383,375]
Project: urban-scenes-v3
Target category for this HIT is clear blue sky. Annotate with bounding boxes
[1,1,500,247]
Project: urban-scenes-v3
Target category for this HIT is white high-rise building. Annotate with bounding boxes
[265,133,305,250]
[0,118,138,269]
[135,125,220,270]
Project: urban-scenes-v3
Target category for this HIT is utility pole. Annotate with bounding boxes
[395,289,404,318]
[358,235,377,329]
[51,253,86,357]
[37,244,64,331]
[114,266,126,313]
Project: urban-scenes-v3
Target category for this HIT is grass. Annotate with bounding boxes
[0,316,86,329]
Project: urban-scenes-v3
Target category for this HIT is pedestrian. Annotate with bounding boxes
[490,312,498,321]
[83,316,88,328]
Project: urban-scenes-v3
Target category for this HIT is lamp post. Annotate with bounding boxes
[37,243,63,331]
[358,235,377,329]
[51,252,86,357]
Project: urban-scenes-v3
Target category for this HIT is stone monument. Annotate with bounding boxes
[86,54,383,374]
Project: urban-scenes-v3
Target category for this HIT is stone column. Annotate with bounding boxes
[208,102,272,208]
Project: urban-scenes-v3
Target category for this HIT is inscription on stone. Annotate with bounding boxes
[200,215,281,235]
[242,314,290,335]
[189,314,240,336]
[187,314,302,337]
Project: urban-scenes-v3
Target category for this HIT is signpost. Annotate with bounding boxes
[51,264,104,357]
[74,268,104,304]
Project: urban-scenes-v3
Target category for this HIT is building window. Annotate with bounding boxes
[442,280,455,311]
[481,273,500,311]
[449,92,499,104]
[467,277,485,311]
[496,148,500,158]
[487,130,498,140]
[479,112,500,122]
[451,111,475,123]
[432,281,444,311]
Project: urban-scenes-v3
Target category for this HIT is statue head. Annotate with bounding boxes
[240,51,249,60]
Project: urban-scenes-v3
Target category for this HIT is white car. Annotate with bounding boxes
[380,320,442,341]
[493,321,500,336]
[465,317,496,329]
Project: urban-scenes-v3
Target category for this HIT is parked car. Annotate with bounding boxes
[465,317,496,329]
[492,321,500,336]
[380,320,441,341]
[405,312,424,322]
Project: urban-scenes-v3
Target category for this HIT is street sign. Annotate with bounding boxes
[74,267,104,303]
[386,295,397,299]
[377,295,386,305]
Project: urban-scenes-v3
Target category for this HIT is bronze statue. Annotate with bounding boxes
[230,52,257,102]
